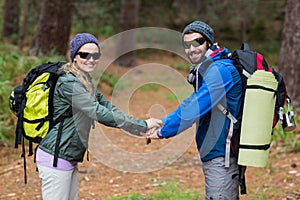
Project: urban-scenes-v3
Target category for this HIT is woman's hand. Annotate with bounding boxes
[145,118,163,129]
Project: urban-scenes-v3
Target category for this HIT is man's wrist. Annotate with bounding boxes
[156,129,163,138]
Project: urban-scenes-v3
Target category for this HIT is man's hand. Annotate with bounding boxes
[145,127,163,144]
[146,127,160,139]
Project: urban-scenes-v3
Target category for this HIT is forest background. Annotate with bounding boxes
[1,0,299,144]
[0,0,299,199]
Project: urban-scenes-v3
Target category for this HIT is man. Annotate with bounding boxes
[147,20,243,199]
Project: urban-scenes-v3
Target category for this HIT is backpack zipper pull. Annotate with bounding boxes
[42,84,49,91]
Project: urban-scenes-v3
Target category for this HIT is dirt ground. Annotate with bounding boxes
[0,135,299,200]
[1,56,299,200]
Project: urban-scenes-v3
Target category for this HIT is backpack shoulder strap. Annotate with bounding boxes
[53,106,73,167]
[217,104,237,168]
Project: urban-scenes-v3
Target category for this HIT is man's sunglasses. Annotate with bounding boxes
[76,52,101,60]
[183,37,206,49]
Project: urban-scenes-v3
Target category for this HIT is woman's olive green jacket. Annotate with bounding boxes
[39,73,147,162]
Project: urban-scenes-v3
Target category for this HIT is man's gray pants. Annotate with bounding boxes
[202,156,239,200]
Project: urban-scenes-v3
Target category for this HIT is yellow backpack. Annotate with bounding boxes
[9,61,72,183]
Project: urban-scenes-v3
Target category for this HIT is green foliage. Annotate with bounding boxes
[140,83,159,92]
[0,0,3,35]
[249,186,282,200]
[165,91,191,102]
[0,79,14,144]
[170,62,190,71]
[165,93,177,101]
[97,71,134,94]
[272,128,300,152]
[272,106,300,152]
[72,0,121,37]
[0,45,24,144]
[0,43,66,144]
[103,181,201,200]
[198,0,285,55]
[100,72,119,88]
[255,170,263,177]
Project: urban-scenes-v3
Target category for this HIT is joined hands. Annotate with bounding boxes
[145,118,163,144]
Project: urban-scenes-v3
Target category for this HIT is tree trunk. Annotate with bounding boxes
[18,2,30,50]
[241,20,247,42]
[18,0,42,51]
[278,0,300,106]
[116,0,139,67]
[29,0,73,58]
[196,0,206,14]
[2,0,20,44]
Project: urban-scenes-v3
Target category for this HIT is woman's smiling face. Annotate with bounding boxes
[74,43,100,73]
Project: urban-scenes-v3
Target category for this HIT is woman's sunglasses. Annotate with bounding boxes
[183,37,206,49]
[76,52,101,60]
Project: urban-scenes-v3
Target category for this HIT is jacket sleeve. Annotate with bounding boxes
[95,89,148,135]
[95,89,113,109]
[160,62,235,138]
[57,77,147,135]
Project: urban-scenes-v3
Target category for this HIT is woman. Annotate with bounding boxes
[36,33,162,200]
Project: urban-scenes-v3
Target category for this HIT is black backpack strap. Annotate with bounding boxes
[15,97,27,148]
[21,136,28,184]
[33,144,39,163]
[87,150,90,161]
[52,107,73,167]
[28,141,34,156]
[239,143,271,150]
[15,120,22,148]
[238,165,247,194]
[53,118,65,167]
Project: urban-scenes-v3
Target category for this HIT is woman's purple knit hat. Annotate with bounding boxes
[70,33,100,61]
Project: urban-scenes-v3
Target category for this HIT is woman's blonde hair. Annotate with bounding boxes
[61,62,96,99]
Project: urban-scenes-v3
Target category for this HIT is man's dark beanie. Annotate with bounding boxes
[70,33,100,61]
[182,21,214,45]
